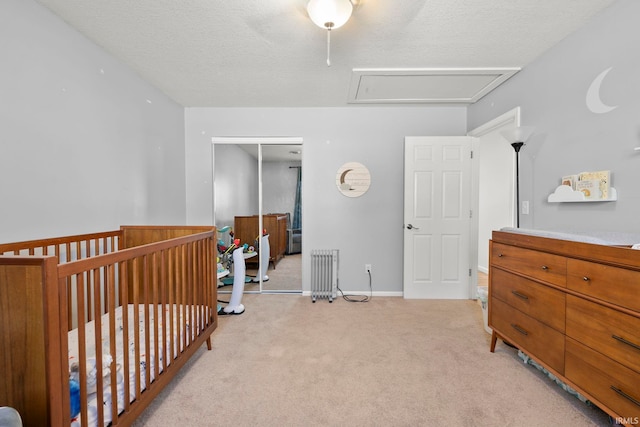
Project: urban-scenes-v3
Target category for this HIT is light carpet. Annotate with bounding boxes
[221,253,302,293]
[132,295,612,426]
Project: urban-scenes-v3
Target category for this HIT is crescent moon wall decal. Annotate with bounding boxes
[336,162,371,197]
[586,67,618,114]
[340,169,353,184]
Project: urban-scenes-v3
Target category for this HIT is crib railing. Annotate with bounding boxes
[0,230,122,261]
[0,226,217,427]
[57,231,217,426]
[0,230,123,328]
[0,226,216,327]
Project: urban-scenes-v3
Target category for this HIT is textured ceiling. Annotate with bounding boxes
[34,0,617,107]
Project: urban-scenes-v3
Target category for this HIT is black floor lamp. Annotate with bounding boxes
[500,126,535,228]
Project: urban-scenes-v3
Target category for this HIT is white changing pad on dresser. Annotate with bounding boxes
[500,227,640,247]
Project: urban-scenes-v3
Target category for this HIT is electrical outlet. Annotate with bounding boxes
[522,201,530,215]
[365,264,372,274]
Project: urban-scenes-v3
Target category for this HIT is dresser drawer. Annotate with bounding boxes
[490,297,565,373]
[566,295,640,373]
[566,338,640,419]
[491,242,566,287]
[491,267,565,332]
[567,259,640,312]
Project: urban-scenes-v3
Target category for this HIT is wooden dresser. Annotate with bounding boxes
[489,230,640,423]
[234,214,287,268]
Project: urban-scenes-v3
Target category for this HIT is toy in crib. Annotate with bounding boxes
[69,365,81,419]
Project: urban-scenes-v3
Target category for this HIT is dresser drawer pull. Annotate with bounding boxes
[610,386,640,408]
[511,290,529,301]
[510,324,529,336]
[498,253,504,257]
[541,265,548,271]
[582,276,590,282]
[612,335,640,352]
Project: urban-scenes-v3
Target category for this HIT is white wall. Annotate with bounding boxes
[0,0,187,243]
[469,0,640,233]
[263,161,300,219]
[185,107,467,293]
[212,144,259,227]
[476,128,516,272]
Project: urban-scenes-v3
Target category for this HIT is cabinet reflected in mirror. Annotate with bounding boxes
[213,141,302,294]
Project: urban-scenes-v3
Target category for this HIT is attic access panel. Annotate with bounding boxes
[348,68,520,104]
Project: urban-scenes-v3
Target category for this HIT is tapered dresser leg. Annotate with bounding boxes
[490,330,498,352]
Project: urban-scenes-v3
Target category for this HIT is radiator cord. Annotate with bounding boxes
[337,270,372,303]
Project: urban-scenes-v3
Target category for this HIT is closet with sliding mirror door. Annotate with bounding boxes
[212,138,303,296]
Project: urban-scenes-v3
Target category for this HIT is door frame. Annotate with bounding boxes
[467,107,520,287]
[403,136,473,299]
[211,136,303,293]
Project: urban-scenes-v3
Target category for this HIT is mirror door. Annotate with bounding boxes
[260,144,302,292]
[212,138,302,295]
[212,143,260,295]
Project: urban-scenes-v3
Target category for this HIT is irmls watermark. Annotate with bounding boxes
[615,417,640,425]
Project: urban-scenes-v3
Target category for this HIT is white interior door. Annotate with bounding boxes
[403,136,472,299]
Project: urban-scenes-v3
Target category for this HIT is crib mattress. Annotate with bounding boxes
[67,304,201,427]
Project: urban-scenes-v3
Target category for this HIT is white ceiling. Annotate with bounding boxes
[35,0,617,108]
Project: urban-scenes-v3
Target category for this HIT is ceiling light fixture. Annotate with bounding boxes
[307,0,355,67]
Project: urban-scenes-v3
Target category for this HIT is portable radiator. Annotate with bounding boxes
[310,249,339,303]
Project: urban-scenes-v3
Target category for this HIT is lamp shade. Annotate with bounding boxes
[307,0,353,29]
[500,126,536,144]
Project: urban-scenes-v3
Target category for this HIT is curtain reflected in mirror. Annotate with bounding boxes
[213,142,302,294]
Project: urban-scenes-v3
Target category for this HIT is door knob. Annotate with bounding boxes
[406,224,420,230]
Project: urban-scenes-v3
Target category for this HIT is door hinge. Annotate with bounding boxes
[469,268,472,277]
[470,150,474,159]
[469,210,473,218]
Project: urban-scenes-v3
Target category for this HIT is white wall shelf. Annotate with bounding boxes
[548,185,617,203]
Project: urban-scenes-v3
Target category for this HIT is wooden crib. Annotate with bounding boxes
[0,225,218,427]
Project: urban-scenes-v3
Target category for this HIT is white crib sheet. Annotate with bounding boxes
[67,304,200,427]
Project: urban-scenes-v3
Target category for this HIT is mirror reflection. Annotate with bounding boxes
[213,143,302,295]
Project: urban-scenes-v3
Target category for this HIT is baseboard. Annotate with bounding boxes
[478,266,488,274]
[302,291,403,298]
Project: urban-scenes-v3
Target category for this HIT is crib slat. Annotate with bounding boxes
[152,253,160,382]
[186,242,193,344]
[107,263,119,425]
[66,277,73,329]
[160,250,168,371]
[55,273,71,426]
[120,260,131,413]
[86,269,93,323]
[180,245,188,352]
[142,255,151,392]
[168,247,176,367]
[1,228,217,427]
[75,273,89,427]
[196,240,203,333]
[132,258,142,399]
[92,268,105,427]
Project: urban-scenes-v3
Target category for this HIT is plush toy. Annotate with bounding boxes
[69,362,81,418]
